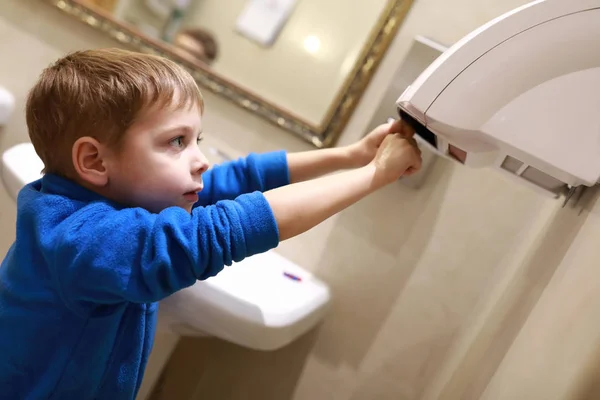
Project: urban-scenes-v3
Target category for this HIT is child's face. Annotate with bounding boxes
[105,101,209,213]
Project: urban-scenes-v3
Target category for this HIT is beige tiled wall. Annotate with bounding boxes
[2,1,587,399]
[0,1,121,253]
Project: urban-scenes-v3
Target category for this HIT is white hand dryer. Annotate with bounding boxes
[397,0,600,197]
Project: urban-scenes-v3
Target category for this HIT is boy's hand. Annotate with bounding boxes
[266,119,420,240]
[346,119,416,168]
[371,131,422,185]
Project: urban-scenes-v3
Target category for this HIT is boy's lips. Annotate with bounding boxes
[183,192,199,202]
[183,186,203,201]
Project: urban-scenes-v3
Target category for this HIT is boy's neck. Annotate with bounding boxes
[66,173,115,203]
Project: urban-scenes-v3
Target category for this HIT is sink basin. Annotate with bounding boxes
[160,250,331,350]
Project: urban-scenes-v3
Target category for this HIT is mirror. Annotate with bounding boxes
[46,0,414,147]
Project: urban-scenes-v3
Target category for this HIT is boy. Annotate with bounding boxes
[0,48,421,399]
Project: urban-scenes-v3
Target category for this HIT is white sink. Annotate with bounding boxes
[160,250,330,350]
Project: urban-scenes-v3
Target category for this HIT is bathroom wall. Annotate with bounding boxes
[2,1,591,399]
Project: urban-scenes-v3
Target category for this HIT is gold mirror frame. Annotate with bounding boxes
[46,0,414,148]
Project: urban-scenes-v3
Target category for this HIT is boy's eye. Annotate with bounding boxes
[196,136,203,145]
[169,136,184,148]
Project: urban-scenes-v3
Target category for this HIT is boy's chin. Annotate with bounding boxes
[150,203,193,214]
[136,200,186,214]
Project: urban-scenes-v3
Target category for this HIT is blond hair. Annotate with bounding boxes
[26,48,204,176]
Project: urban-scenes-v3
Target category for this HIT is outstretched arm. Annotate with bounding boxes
[197,122,402,205]
[196,150,290,206]
[286,121,406,183]
[51,191,278,308]
[266,164,387,240]
[286,147,355,183]
[51,169,383,308]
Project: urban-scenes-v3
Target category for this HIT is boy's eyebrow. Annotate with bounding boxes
[155,125,199,135]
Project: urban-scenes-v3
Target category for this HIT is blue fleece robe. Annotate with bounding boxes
[0,151,289,399]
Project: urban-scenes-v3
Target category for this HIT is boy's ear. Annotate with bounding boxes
[72,137,109,187]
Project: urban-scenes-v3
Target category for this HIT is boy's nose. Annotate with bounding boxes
[191,151,209,175]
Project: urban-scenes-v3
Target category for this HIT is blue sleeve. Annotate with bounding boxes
[196,151,290,206]
[49,192,279,307]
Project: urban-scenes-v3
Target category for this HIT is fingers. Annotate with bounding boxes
[403,167,417,177]
[399,134,422,173]
[403,158,422,177]
[388,119,404,134]
[400,120,416,138]
[388,118,416,138]
[374,123,392,138]
[393,133,421,154]
[405,136,420,151]
[413,153,423,172]
[412,141,423,171]
[366,122,394,142]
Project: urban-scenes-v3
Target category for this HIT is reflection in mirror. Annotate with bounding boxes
[53,0,414,146]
